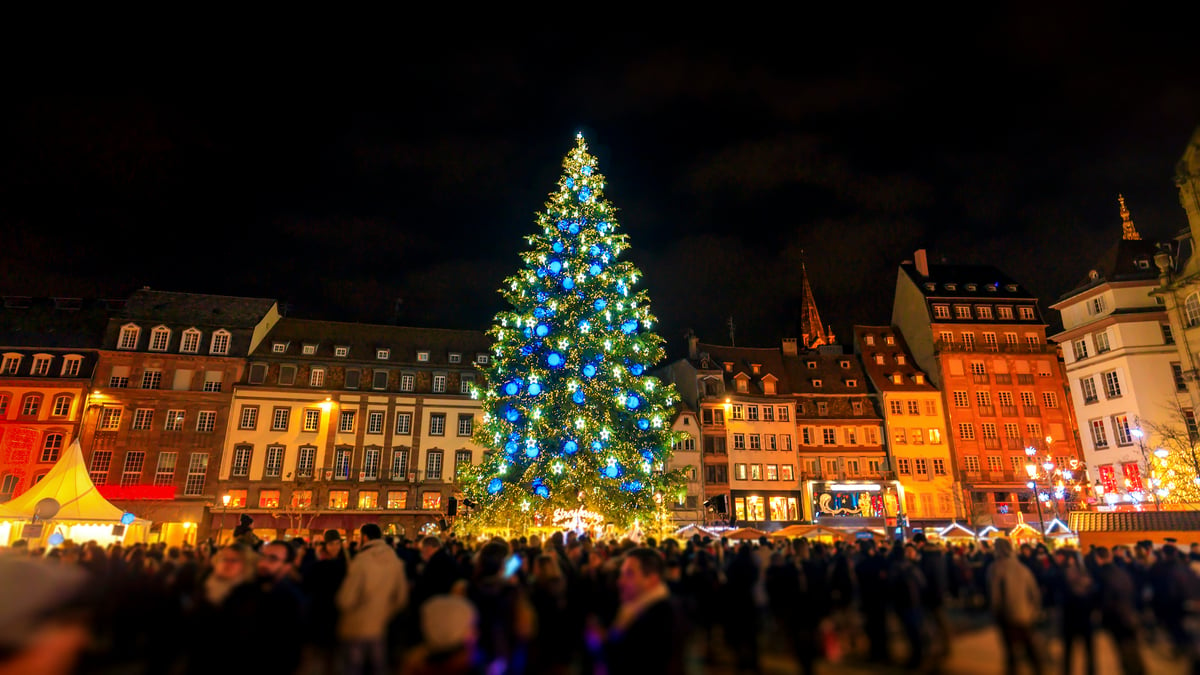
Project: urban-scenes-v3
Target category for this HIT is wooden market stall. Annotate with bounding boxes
[1068,510,1200,550]
[936,521,978,546]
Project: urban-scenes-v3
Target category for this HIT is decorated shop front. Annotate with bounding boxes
[805,479,905,530]
[729,490,804,528]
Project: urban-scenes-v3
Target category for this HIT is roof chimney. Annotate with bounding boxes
[914,249,929,278]
[782,338,798,356]
[686,329,699,360]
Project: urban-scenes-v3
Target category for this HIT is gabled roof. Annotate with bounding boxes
[1057,237,1163,301]
[254,318,490,366]
[852,325,935,392]
[123,289,277,328]
[692,341,872,397]
[1069,510,1200,533]
[0,439,126,522]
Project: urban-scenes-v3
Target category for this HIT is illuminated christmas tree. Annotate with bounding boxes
[1150,446,1200,505]
[460,133,685,533]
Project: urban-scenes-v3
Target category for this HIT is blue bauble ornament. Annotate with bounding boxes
[582,363,597,378]
[636,418,650,430]
[504,406,521,422]
[626,394,641,410]
[589,244,601,256]
[546,352,564,368]
[568,222,580,235]
[582,165,593,176]
[519,345,534,357]
[598,222,610,233]
[621,480,643,492]
[630,364,645,376]
[548,259,563,274]
[590,440,603,452]
[557,219,568,230]
[579,187,592,202]
[533,306,547,319]
[604,463,620,479]
[594,298,607,311]
[525,443,539,458]
[565,177,575,188]
[504,380,521,396]
[534,481,550,498]
[563,440,578,454]
[562,278,575,290]
[552,241,564,253]
[488,478,503,495]
[572,390,586,405]
[536,267,547,278]
[535,323,550,338]
[522,327,533,339]
[641,449,654,462]
[527,382,542,396]
[536,292,548,302]
[504,441,518,455]
[621,319,638,334]
[589,263,602,276]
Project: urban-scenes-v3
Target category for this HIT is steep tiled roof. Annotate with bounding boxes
[900,263,1035,300]
[1069,510,1200,533]
[1057,238,1163,301]
[693,342,872,398]
[853,325,936,393]
[254,318,490,366]
[123,289,277,328]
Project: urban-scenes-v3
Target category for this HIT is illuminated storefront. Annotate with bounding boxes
[806,480,905,529]
[730,490,803,526]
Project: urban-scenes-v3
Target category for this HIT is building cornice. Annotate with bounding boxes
[1049,279,1158,310]
[1050,309,1168,342]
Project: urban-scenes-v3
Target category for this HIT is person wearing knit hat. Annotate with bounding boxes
[402,595,479,675]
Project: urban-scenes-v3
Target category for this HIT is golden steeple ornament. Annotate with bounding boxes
[1119,194,1141,241]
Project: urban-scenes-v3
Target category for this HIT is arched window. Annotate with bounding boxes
[41,433,64,462]
[149,325,171,351]
[20,393,42,417]
[118,323,140,350]
[51,394,72,417]
[1187,293,1200,328]
[210,329,231,355]
[0,474,18,500]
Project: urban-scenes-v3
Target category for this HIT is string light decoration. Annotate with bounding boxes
[460,133,686,532]
[1149,446,1200,505]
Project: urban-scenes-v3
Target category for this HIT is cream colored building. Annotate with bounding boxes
[854,325,960,526]
[667,405,705,527]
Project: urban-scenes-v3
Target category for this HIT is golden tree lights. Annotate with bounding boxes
[1150,446,1200,505]
[459,134,686,533]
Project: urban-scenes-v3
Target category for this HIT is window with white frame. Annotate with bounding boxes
[457,414,473,436]
[395,412,413,435]
[1112,414,1134,446]
[1081,377,1099,403]
[61,356,82,377]
[310,368,325,387]
[933,305,951,319]
[432,375,446,393]
[164,409,185,431]
[429,413,446,436]
[955,305,972,319]
[154,452,176,486]
[196,411,216,432]
[460,374,474,394]
[1041,392,1058,408]
[417,351,430,362]
[897,458,912,474]
[987,456,1003,472]
[1019,307,1036,320]
[339,410,356,433]
[272,407,290,431]
[334,346,349,357]
[449,352,462,364]
[141,369,162,389]
[209,330,231,355]
[367,411,384,434]
[272,342,288,353]
[376,348,390,360]
[203,371,223,392]
[1094,330,1111,353]
[392,448,409,479]
[334,447,352,479]
[426,451,443,479]
[99,407,122,430]
[1073,339,1089,360]
[179,328,200,353]
[231,445,252,476]
[1102,370,1122,398]
[264,445,284,478]
[1090,419,1109,448]
[88,450,113,485]
[51,395,72,417]
[953,391,969,407]
[303,408,321,432]
[30,356,51,375]
[958,423,975,440]
[302,344,317,355]
[184,453,208,496]
[477,354,489,364]
[977,306,993,319]
[963,456,980,473]
[362,447,381,479]
[132,408,154,430]
[40,433,63,462]
[149,326,170,351]
[400,374,415,391]
[822,428,836,444]
[239,406,258,430]
[118,324,140,350]
[296,446,316,478]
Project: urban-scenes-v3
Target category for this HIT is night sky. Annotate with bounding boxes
[3,17,1198,360]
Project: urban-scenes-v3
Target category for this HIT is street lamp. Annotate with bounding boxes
[217,493,231,544]
[1024,461,1049,543]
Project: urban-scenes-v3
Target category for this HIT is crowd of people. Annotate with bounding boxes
[1,523,1198,675]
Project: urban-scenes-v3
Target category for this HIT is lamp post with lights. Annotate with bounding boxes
[216,493,231,544]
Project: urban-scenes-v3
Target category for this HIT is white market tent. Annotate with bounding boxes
[0,439,150,547]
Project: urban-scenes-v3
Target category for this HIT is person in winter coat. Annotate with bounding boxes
[988,538,1043,675]
[336,523,409,675]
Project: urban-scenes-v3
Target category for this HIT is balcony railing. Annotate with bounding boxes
[994,374,1012,384]
[1023,405,1041,417]
[1000,405,1018,417]
[1006,438,1024,451]
[972,373,990,384]
[983,438,1001,450]
[936,341,1058,355]
[1017,374,1035,385]
[977,405,995,416]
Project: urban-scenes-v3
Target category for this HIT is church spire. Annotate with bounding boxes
[1119,194,1142,241]
[798,256,828,349]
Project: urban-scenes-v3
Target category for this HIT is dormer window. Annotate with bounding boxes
[896,355,906,365]
[864,335,875,346]
[751,363,761,375]
[986,284,998,292]
[763,380,776,395]
[302,344,317,355]
[965,284,977,292]
[933,305,951,319]
[149,326,170,352]
[272,342,288,353]
[806,361,817,369]
[377,349,390,360]
[179,328,201,353]
[735,378,748,393]
[1005,284,1018,292]
[924,282,937,291]
[812,379,822,387]
[846,379,857,387]
[117,324,140,350]
[417,351,430,362]
[209,329,231,356]
[334,346,349,357]
[892,373,904,384]
[945,283,957,291]
[449,353,462,364]
[723,362,733,372]
[476,354,490,364]
[874,354,885,364]
[1135,258,1151,270]
[840,360,850,369]
[914,373,926,384]
[955,305,972,319]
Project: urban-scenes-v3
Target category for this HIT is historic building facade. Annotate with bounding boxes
[0,297,107,502]
[854,325,961,526]
[83,289,281,545]
[667,404,705,528]
[1052,198,1180,507]
[217,318,491,540]
[892,252,1087,528]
